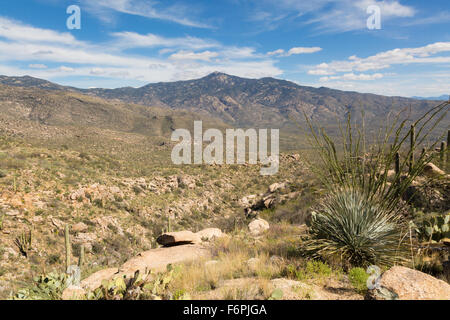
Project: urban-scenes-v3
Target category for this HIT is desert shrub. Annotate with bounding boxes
[46,253,61,265]
[303,190,408,268]
[348,267,369,293]
[281,260,332,280]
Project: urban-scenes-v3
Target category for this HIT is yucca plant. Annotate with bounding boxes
[303,189,408,268]
[299,101,449,267]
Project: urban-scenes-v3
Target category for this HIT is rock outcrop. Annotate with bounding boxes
[367,266,450,300]
[196,228,224,241]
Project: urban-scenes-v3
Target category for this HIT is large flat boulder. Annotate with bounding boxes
[367,266,450,300]
[63,244,211,298]
[156,231,201,246]
[118,244,209,279]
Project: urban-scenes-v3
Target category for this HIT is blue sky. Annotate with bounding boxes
[0,0,449,97]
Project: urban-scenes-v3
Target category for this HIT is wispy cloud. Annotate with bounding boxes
[110,32,219,50]
[254,0,416,33]
[79,0,212,28]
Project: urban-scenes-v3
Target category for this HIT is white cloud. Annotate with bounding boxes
[320,72,384,81]
[59,66,75,72]
[169,50,219,61]
[90,68,106,75]
[308,42,450,75]
[0,16,282,87]
[0,17,82,46]
[268,47,322,57]
[287,47,322,56]
[28,64,47,69]
[267,49,285,56]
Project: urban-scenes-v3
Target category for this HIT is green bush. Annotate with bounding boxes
[305,260,332,277]
[348,267,369,293]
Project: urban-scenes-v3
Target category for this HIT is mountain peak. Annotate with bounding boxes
[204,71,232,79]
[202,71,234,83]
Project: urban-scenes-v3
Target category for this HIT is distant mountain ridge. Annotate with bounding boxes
[0,73,446,133]
[411,95,449,101]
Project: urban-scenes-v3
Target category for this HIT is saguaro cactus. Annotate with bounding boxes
[65,225,71,272]
[447,130,450,151]
[78,244,85,268]
[395,152,400,175]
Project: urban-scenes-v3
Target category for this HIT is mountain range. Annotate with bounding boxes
[0,72,447,149]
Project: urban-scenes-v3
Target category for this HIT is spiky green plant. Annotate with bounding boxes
[300,101,449,267]
[303,189,408,267]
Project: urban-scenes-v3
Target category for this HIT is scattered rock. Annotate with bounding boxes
[72,222,88,233]
[269,255,284,265]
[5,210,20,216]
[205,260,219,267]
[268,182,286,193]
[50,217,65,229]
[156,231,201,246]
[196,228,224,241]
[177,175,196,189]
[248,219,270,236]
[73,232,97,251]
[246,258,260,271]
[367,266,450,300]
[32,216,43,223]
[239,195,258,208]
[422,163,445,178]
[61,285,85,300]
[262,194,277,209]
[92,216,123,235]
